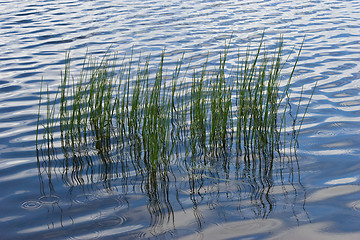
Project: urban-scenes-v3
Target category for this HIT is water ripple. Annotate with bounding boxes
[1,0,360,238]
[38,195,60,205]
[21,201,41,210]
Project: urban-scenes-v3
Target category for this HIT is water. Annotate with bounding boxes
[1,0,360,239]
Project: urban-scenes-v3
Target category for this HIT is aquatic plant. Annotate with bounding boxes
[35,36,316,227]
[36,35,315,171]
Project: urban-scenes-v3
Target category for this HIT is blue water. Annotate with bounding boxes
[1,0,360,239]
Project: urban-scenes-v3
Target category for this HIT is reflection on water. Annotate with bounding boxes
[2,0,360,238]
[32,36,313,236]
[36,126,309,237]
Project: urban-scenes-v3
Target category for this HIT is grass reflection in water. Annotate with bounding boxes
[35,35,315,233]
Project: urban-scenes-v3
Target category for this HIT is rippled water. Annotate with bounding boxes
[1,0,360,239]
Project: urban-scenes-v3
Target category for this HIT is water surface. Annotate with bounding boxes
[1,0,360,239]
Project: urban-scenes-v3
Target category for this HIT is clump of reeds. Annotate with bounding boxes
[36,35,315,171]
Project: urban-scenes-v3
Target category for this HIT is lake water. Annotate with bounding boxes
[1,0,360,239]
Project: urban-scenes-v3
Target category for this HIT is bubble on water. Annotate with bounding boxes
[21,201,41,210]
